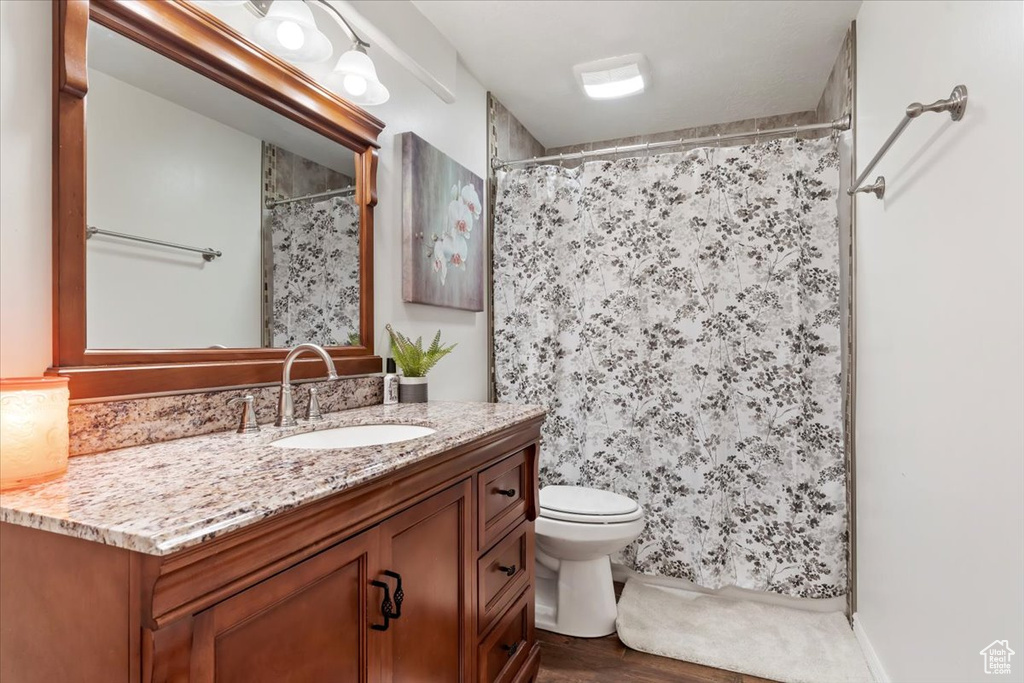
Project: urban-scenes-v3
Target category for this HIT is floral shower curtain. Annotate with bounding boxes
[493,138,846,598]
[267,195,361,347]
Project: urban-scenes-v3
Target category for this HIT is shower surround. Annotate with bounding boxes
[493,137,846,598]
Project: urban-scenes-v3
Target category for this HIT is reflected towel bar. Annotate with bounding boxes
[86,226,222,262]
[264,186,357,209]
[849,85,968,199]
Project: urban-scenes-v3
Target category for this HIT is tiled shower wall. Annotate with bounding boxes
[486,94,546,400]
[816,26,854,126]
[262,144,354,204]
[817,25,857,617]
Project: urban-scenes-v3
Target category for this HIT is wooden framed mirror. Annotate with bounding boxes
[51,0,384,399]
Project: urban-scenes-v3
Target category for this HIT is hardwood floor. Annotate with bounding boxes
[535,629,777,683]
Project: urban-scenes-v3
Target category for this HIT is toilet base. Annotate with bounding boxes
[534,555,618,638]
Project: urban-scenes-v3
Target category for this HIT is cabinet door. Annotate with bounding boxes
[378,480,473,682]
[190,528,382,683]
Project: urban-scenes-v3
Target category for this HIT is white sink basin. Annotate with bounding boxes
[271,424,436,450]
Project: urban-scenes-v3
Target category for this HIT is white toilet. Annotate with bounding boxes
[534,485,645,638]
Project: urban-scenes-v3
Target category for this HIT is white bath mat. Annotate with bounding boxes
[615,579,873,683]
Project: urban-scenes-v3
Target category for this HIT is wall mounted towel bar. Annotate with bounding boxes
[86,226,222,262]
[850,85,968,199]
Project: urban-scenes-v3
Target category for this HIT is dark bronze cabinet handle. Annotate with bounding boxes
[495,488,516,497]
[383,570,403,619]
[371,580,392,631]
[502,640,523,658]
[497,564,517,577]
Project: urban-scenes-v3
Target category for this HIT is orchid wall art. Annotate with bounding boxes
[401,132,485,311]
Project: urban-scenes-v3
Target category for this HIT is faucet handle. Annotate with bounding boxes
[306,386,324,422]
[227,395,260,434]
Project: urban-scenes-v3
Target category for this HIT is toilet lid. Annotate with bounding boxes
[539,486,642,524]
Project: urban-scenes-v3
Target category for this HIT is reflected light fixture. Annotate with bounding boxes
[574,54,650,100]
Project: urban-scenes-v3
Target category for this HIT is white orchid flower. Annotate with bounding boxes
[448,199,474,237]
[443,233,468,269]
[461,184,482,219]
[432,236,449,285]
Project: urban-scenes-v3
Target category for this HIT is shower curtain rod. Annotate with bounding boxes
[264,186,356,209]
[492,115,851,170]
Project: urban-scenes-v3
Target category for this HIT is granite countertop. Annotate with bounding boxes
[0,402,545,557]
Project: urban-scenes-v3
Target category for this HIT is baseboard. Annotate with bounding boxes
[852,613,889,683]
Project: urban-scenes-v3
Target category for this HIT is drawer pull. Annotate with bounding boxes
[370,580,393,632]
[383,570,404,619]
[502,640,524,658]
[495,488,516,497]
[497,564,517,577]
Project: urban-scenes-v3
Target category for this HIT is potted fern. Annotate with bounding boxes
[385,324,457,403]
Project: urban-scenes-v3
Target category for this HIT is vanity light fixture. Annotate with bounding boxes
[326,44,390,106]
[573,54,650,100]
[196,0,390,104]
[253,0,332,63]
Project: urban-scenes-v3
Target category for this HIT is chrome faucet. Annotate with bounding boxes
[275,343,339,427]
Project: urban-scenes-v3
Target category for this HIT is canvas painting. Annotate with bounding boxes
[402,132,485,311]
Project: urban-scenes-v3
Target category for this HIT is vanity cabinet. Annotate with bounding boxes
[189,481,471,683]
[379,480,472,682]
[189,528,378,682]
[0,417,543,683]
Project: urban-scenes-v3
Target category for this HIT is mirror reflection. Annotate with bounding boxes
[85,21,361,350]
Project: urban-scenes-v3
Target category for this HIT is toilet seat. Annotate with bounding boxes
[539,485,643,524]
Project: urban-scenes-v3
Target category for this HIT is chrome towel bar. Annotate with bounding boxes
[86,226,222,262]
[850,85,968,199]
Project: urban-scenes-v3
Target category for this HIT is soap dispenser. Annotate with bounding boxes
[383,358,399,405]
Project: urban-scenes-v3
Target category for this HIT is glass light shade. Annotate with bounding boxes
[0,377,70,490]
[253,1,332,63]
[326,48,390,106]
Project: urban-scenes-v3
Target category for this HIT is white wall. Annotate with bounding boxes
[854,2,1024,682]
[86,70,263,349]
[370,50,490,401]
[0,0,489,399]
[0,0,51,377]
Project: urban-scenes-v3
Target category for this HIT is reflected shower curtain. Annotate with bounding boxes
[493,138,846,598]
[268,196,361,347]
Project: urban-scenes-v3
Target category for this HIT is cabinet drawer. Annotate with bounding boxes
[478,450,529,551]
[478,522,533,634]
[478,589,532,683]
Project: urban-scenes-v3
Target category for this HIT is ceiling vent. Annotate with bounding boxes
[573,54,649,100]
